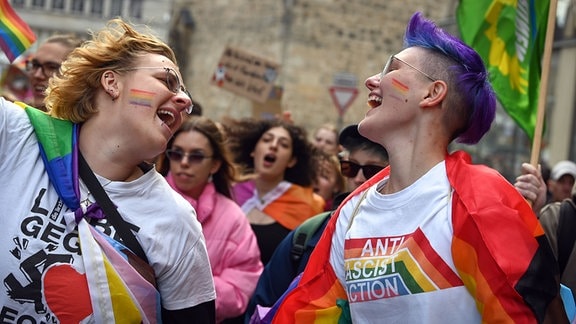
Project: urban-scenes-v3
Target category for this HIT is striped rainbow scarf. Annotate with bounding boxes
[272,151,557,323]
[21,103,161,323]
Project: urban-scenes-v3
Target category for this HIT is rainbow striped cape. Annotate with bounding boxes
[21,103,161,323]
[273,151,558,323]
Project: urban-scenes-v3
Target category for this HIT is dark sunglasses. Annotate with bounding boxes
[340,160,384,179]
[165,149,212,163]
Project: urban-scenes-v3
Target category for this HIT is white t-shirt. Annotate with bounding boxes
[330,161,481,323]
[0,99,215,322]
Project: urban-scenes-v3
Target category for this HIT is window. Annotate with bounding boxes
[52,0,65,10]
[91,0,103,16]
[71,0,84,13]
[31,0,45,9]
[129,0,143,19]
[110,0,123,17]
[11,0,25,8]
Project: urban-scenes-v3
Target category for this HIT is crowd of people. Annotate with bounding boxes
[1,11,575,324]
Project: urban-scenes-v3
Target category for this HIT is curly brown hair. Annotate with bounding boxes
[222,117,317,187]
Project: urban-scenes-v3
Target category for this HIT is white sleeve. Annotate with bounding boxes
[158,228,216,310]
[0,98,34,173]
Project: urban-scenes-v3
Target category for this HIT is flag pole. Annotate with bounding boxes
[530,0,558,166]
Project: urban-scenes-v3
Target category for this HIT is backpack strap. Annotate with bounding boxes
[291,211,332,262]
[557,198,576,275]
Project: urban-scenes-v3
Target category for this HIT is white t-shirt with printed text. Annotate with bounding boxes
[329,161,480,323]
[0,99,215,322]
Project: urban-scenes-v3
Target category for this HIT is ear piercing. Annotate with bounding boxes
[108,88,117,101]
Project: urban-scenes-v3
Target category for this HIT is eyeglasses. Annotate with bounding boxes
[122,67,194,114]
[25,59,61,78]
[340,160,384,179]
[380,55,436,82]
[165,149,212,163]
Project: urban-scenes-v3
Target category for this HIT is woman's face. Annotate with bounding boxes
[169,130,221,199]
[313,127,339,155]
[314,159,339,201]
[252,126,296,180]
[111,54,192,160]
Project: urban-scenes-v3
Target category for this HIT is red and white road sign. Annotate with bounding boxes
[329,86,358,116]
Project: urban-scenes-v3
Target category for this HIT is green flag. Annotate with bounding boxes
[457,0,549,141]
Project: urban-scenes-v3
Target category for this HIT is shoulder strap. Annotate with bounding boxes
[291,211,332,262]
[78,152,149,263]
[557,198,576,275]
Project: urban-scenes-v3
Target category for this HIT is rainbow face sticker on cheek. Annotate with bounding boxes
[128,89,155,107]
[389,78,409,102]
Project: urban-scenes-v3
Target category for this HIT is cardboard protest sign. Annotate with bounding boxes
[211,46,280,103]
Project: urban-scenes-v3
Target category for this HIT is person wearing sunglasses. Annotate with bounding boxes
[246,123,388,322]
[157,116,263,323]
[25,34,84,111]
[273,12,565,323]
[0,19,216,323]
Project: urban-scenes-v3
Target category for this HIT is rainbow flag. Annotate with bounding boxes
[456,0,550,141]
[19,103,161,323]
[274,152,558,322]
[0,0,36,62]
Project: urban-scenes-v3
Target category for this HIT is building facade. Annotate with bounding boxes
[9,0,172,45]
[8,0,576,180]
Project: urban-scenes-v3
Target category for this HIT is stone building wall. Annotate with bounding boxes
[175,0,455,134]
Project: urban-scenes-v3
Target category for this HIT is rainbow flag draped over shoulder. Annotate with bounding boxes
[273,151,558,322]
[0,0,36,62]
[18,103,161,323]
[456,0,549,141]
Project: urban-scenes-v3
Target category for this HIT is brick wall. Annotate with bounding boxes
[177,0,454,134]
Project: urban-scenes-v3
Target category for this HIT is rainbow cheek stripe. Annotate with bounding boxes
[128,89,155,107]
[391,78,409,94]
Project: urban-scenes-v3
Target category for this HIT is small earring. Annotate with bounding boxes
[208,173,213,183]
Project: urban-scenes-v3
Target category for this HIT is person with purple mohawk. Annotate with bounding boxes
[270,12,565,323]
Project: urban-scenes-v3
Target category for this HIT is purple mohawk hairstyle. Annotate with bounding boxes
[404,12,496,144]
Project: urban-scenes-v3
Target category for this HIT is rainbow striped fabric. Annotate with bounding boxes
[273,151,558,323]
[0,0,36,62]
[20,103,160,323]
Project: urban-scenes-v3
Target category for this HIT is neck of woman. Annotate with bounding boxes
[254,176,284,198]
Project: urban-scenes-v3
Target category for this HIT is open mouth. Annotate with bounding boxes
[367,95,382,108]
[157,109,175,127]
[264,153,276,164]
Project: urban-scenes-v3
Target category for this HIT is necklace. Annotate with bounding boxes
[79,178,113,209]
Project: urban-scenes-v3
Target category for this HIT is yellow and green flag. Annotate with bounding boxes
[456,0,550,141]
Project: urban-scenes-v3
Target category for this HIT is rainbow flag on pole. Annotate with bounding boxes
[0,0,36,62]
[456,0,549,141]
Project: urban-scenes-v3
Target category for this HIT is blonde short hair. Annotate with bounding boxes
[46,19,176,122]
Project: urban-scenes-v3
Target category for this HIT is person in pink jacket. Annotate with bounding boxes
[158,116,263,323]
